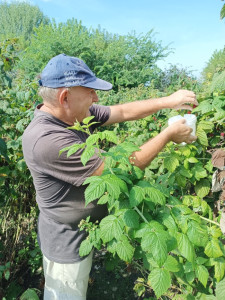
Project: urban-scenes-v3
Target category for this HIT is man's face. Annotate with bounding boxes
[67,86,99,122]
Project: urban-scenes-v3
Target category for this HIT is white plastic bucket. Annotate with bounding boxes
[168,114,197,144]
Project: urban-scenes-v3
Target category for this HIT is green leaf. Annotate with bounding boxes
[179,166,192,178]
[188,157,199,163]
[4,269,10,280]
[145,187,166,205]
[196,264,209,287]
[100,130,118,144]
[197,127,208,146]
[115,235,134,262]
[81,146,96,165]
[100,215,123,243]
[97,194,109,205]
[141,230,168,267]
[194,179,210,198]
[187,221,208,247]
[59,143,85,157]
[198,120,214,132]
[82,116,95,124]
[193,164,207,181]
[84,178,106,206]
[129,186,145,207]
[20,288,39,300]
[176,173,187,187]
[177,232,195,263]
[86,134,100,146]
[213,257,225,282]
[123,209,139,228]
[192,100,212,114]
[216,277,225,300]
[164,255,180,272]
[204,239,224,258]
[161,214,178,235]
[164,155,179,172]
[79,239,93,257]
[148,268,171,298]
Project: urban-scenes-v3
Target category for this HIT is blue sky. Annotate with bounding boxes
[29,0,225,77]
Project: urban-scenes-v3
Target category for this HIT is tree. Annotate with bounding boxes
[17,19,170,90]
[0,0,49,46]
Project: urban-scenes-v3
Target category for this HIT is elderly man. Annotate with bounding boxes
[22,53,198,300]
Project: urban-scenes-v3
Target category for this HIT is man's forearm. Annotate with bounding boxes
[106,90,197,125]
[130,128,171,170]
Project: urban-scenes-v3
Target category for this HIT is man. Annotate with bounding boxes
[22,53,198,300]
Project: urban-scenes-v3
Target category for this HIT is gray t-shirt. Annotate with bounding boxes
[22,104,110,263]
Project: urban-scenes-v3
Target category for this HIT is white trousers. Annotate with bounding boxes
[43,252,93,300]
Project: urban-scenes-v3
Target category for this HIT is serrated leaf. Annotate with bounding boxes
[204,239,224,258]
[196,264,209,287]
[192,100,212,114]
[81,146,96,165]
[177,232,195,262]
[86,134,100,146]
[100,215,123,243]
[164,155,179,172]
[195,179,210,198]
[100,130,118,144]
[115,236,134,262]
[193,164,207,181]
[145,187,166,205]
[179,166,192,178]
[141,230,168,267]
[85,178,106,206]
[123,209,139,228]
[164,255,180,272]
[59,143,85,157]
[97,194,109,205]
[176,173,187,187]
[129,186,145,207]
[148,268,171,298]
[20,288,39,300]
[79,239,93,256]
[82,115,95,124]
[216,277,225,300]
[213,257,225,282]
[197,127,208,146]
[187,221,208,247]
[198,120,214,132]
[188,157,199,163]
[162,214,178,235]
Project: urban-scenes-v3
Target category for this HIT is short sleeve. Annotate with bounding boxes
[33,130,104,187]
[89,104,111,130]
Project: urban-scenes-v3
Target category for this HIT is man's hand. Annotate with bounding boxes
[165,89,198,111]
[166,118,197,144]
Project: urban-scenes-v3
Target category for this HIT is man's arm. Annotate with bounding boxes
[92,119,196,175]
[103,89,198,126]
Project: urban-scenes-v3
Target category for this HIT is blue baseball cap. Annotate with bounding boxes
[39,53,113,90]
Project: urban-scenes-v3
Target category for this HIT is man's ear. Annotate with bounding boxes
[58,88,69,108]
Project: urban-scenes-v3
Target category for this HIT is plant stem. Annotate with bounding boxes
[199,215,220,227]
[134,206,148,223]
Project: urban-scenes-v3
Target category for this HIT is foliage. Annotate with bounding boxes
[61,96,225,299]
[220,2,225,19]
[201,48,225,82]
[153,64,202,93]
[0,0,49,48]
[0,40,42,298]
[18,18,170,90]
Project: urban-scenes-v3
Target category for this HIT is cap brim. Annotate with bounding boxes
[81,78,113,91]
